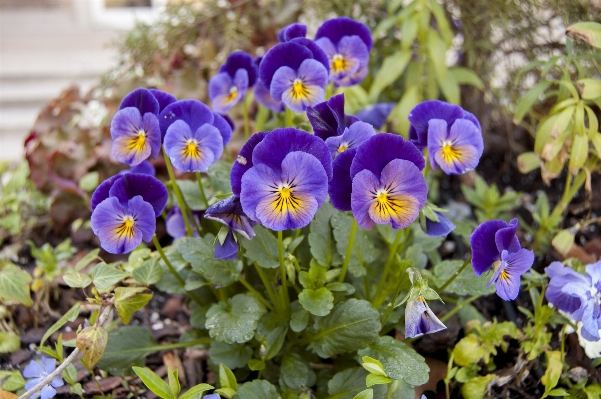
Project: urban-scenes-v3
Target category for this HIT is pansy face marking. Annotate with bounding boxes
[115,215,135,239]
[331,54,347,73]
[111,107,161,166]
[182,138,202,160]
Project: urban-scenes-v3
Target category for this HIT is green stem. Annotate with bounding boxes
[254,263,278,307]
[152,235,203,306]
[195,171,209,207]
[239,276,273,310]
[380,275,406,327]
[156,338,212,351]
[325,81,334,100]
[163,148,193,237]
[278,230,290,315]
[338,219,358,283]
[439,294,480,323]
[242,93,250,140]
[372,229,405,308]
[550,169,586,220]
[285,108,293,127]
[438,256,472,293]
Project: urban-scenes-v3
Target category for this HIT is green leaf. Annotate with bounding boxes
[281,353,313,390]
[308,299,381,358]
[299,287,334,316]
[207,160,233,195]
[552,229,575,256]
[449,67,484,90]
[452,335,486,367]
[392,85,420,137]
[205,294,266,344]
[513,81,553,123]
[290,301,310,332]
[76,326,108,367]
[353,389,373,399]
[361,356,387,377]
[0,370,26,391]
[114,287,153,324]
[366,374,391,387]
[97,326,157,372]
[132,366,174,399]
[369,50,412,100]
[309,202,341,267]
[427,31,447,80]
[247,358,265,371]
[74,248,100,271]
[542,351,563,394]
[255,312,288,359]
[461,374,494,399]
[79,171,99,192]
[567,22,601,49]
[517,152,541,174]
[168,368,180,398]
[219,363,238,390]
[240,225,279,269]
[327,367,369,399]
[0,332,20,354]
[208,341,252,370]
[91,263,128,291]
[236,380,280,399]
[133,257,163,285]
[358,336,429,386]
[0,263,32,306]
[63,271,92,288]
[432,260,494,296]
[179,236,241,287]
[577,78,601,100]
[332,213,378,277]
[40,302,80,347]
[568,133,588,174]
[178,384,214,399]
[177,180,206,210]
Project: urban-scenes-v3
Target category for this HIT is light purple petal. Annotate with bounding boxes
[580,303,601,341]
[230,132,268,196]
[166,206,199,239]
[23,360,45,379]
[212,112,233,146]
[159,99,214,139]
[41,357,56,373]
[111,108,160,166]
[425,212,456,237]
[405,297,447,338]
[493,249,534,301]
[214,231,239,260]
[273,60,328,112]
[408,100,464,148]
[545,262,589,314]
[50,375,64,388]
[24,377,43,392]
[254,78,285,112]
[586,261,601,287]
[255,191,318,231]
[315,37,337,58]
[119,87,160,116]
[240,163,282,222]
[40,385,57,399]
[503,248,534,276]
[108,173,168,217]
[280,151,328,206]
[329,36,369,81]
[350,168,380,230]
[164,120,223,172]
[429,118,483,174]
[270,66,297,102]
[326,122,375,158]
[328,147,356,212]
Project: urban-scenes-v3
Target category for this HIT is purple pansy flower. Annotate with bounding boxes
[408,100,483,174]
[306,93,359,141]
[315,17,372,87]
[166,206,201,239]
[325,121,375,158]
[209,52,257,113]
[356,103,395,130]
[254,57,285,112]
[470,218,534,301]
[23,357,64,399]
[111,88,162,166]
[230,132,268,196]
[259,41,329,112]
[238,129,330,231]
[277,23,307,42]
[424,211,456,237]
[405,295,447,338]
[161,100,225,172]
[343,134,427,229]
[546,261,601,341]
[204,195,256,260]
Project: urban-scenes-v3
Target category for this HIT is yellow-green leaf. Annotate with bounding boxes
[167,368,180,398]
[452,335,486,367]
[63,271,92,289]
[132,366,174,399]
[552,230,575,256]
[567,22,601,49]
[76,326,108,367]
[542,351,563,394]
[577,79,601,100]
[517,152,541,174]
[461,374,495,399]
[365,374,391,387]
[114,287,153,324]
[568,134,589,174]
[369,50,412,100]
[514,81,553,124]
[40,302,80,347]
[0,264,32,306]
[179,384,214,399]
[361,356,387,377]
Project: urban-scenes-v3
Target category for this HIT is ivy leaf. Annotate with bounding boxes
[308,202,341,267]
[358,336,430,387]
[432,260,494,296]
[178,236,241,287]
[308,299,381,358]
[0,263,32,306]
[76,326,108,367]
[74,248,100,271]
[63,271,92,289]
[256,312,288,360]
[208,341,253,370]
[236,380,280,399]
[332,213,377,277]
[90,263,128,291]
[97,326,157,373]
[132,366,174,399]
[0,370,26,391]
[205,294,267,344]
[114,287,153,324]
[240,225,279,269]
[290,301,310,332]
[298,287,334,316]
[132,257,163,285]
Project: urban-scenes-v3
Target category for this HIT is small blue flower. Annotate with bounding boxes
[22,357,64,399]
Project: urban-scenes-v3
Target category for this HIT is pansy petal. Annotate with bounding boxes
[494,218,521,253]
[314,37,337,58]
[282,83,325,112]
[149,89,177,113]
[433,143,480,174]
[495,270,521,301]
[503,248,534,276]
[335,65,369,87]
[108,173,168,217]
[164,121,222,172]
[344,121,376,148]
[259,41,313,88]
[351,168,380,229]
[254,78,285,112]
[110,107,142,140]
[90,174,122,211]
[219,51,258,87]
[280,151,328,206]
[297,58,329,88]
[214,231,240,260]
[230,132,268,196]
[545,262,588,314]
[212,112,233,146]
[204,196,256,239]
[23,360,45,379]
[425,212,456,237]
[256,191,318,231]
[470,219,510,276]
[240,163,282,222]
[405,297,447,338]
[580,303,601,341]
[380,159,428,208]
[329,147,356,211]
[315,17,373,50]
[408,100,464,148]
[278,22,307,42]
[159,99,214,139]
[331,36,369,79]
[586,261,601,286]
[289,37,330,74]
[306,93,348,140]
[209,73,234,102]
[111,106,161,165]
[119,87,160,116]
[128,160,156,176]
[270,66,297,102]
[356,103,395,130]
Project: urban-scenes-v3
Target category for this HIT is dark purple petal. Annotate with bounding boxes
[325,121,375,157]
[315,17,373,50]
[219,51,258,87]
[350,133,425,181]
[328,147,356,211]
[230,132,268,196]
[356,103,395,129]
[251,128,332,180]
[149,89,177,113]
[470,219,519,276]
[128,160,156,176]
[164,120,223,172]
[119,88,160,116]
[204,196,256,240]
[408,100,464,148]
[212,112,233,145]
[91,196,156,254]
[259,41,313,89]
[405,297,447,338]
[166,206,199,239]
[495,218,521,254]
[289,37,330,74]
[254,77,285,112]
[425,212,456,237]
[23,360,44,379]
[90,174,122,211]
[493,249,534,301]
[545,262,588,314]
[278,22,307,42]
[159,99,214,139]
[214,230,239,260]
[108,173,168,217]
[306,94,345,140]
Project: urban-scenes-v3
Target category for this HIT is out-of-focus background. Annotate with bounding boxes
[0,0,169,161]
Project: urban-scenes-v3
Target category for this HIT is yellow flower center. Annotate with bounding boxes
[441,140,461,164]
[417,294,426,303]
[337,143,349,153]
[291,79,310,100]
[128,130,147,152]
[273,184,301,213]
[226,86,238,102]
[115,216,135,238]
[182,139,201,159]
[500,269,509,281]
[331,54,347,73]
